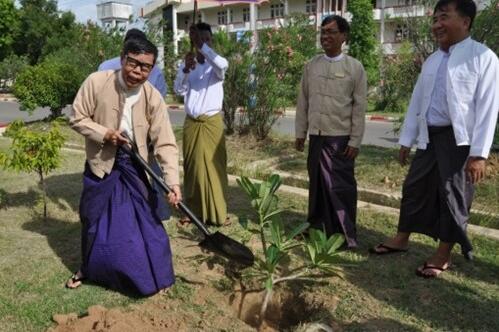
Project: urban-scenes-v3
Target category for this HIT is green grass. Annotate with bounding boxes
[0,136,499,331]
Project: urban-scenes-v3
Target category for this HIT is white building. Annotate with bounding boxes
[97,0,134,30]
[140,0,489,55]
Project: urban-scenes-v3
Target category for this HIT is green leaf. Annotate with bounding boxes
[287,222,310,240]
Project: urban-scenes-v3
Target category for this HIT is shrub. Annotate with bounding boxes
[0,54,27,91]
[0,120,65,218]
[375,42,419,113]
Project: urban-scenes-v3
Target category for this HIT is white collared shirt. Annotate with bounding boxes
[399,37,499,158]
[426,51,451,126]
[118,72,141,141]
[174,43,229,118]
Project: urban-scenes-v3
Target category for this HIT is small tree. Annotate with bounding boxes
[0,54,27,90]
[0,120,65,218]
[348,0,380,86]
[237,175,344,326]
[384,0,436,67]
[376,42,419,113]
[247,14,317,140]
[472,0,499,55]
[13,59,81,117]
[213,30,252,135]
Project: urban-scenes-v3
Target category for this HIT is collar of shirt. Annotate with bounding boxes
[440,36,471,55]
[323,53,344,62]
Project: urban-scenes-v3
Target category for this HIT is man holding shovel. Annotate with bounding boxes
[67,38,181,295]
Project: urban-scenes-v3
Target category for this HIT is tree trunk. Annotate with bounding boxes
[51,107,62,119]
[39,169,47,219]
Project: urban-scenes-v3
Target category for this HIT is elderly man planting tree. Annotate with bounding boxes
[67,37,182,295]
[370,0,499,278]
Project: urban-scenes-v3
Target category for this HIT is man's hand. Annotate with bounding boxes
[295,138,305,152]
[167,185,182,207]
[182,52,196,74]
[399,146,411,166]
[465,157,486,184]
[104,129,128,146]
[343,146,359,160]
[189,25,203,50]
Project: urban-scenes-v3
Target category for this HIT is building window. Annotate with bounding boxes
[270,3,284,18]
[395,24,409,42]
[243,8,250,22]
[306,0,316,14]
[218,11,227,25]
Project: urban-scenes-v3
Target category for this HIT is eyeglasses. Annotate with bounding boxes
[124,55,154,74]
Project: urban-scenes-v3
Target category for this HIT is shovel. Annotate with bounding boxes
[119,135,254,267]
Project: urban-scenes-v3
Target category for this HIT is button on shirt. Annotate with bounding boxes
[426,52,451,126]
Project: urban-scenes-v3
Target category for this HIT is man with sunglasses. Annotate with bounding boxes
[67,38,181,295]
[295,15,367,248]
[370,0,498,279]
[98,29,171,223]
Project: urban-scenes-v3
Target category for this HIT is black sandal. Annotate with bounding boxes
[369,243,408,255]
[65,272,87,289]
[415,262,450,279]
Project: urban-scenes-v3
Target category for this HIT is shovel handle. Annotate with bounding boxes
[119,143,211,237]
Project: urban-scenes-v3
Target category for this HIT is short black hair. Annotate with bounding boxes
[321,15,350,34]
[196,22,212,36]
[122,38,158,63]
[124,28,147,42]
[434,0,476,30]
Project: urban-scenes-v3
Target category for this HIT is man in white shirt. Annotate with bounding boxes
[370,0,499,278]
[174,23,230,226]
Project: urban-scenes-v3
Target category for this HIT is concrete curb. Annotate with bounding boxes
[166,106,398,123]
[0,122,7,135]
[226,174,499,241]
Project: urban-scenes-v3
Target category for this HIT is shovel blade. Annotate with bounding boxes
[199,232,254,267]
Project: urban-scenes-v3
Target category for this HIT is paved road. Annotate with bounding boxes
[168,110,399,148]
[0,101,399,148]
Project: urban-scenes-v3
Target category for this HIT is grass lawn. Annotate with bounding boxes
[1,136,499,331]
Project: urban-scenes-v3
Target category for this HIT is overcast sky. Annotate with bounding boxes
[57,0,149,24]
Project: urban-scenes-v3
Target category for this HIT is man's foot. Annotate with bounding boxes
[65,271,86,289]
[206,217,231,227]
[415,261,450,278]
[369,243,409,255]
[177,217,191,226]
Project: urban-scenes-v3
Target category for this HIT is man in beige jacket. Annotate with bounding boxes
[295,15,367,248]
[66,37,181,296]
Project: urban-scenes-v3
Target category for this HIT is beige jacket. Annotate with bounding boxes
[70,70,180,186]
[295,54,367,148]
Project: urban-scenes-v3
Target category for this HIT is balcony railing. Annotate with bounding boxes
[373,5,427,20]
